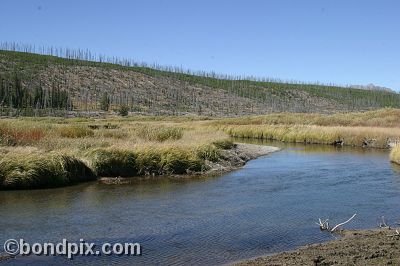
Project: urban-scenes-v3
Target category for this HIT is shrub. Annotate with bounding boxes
[119,105,129,116]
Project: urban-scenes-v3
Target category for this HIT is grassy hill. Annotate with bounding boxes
[0,49,399,117]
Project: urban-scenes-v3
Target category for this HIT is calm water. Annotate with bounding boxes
[1,141,400,265]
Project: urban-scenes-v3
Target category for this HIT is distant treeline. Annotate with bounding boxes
[0,41,345,85]
[0,73,72,116]
[0,41,400,117]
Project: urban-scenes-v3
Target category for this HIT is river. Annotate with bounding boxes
[1,141,400,265]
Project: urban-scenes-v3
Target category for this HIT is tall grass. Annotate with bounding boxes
[0,121,46,146]
[87,149,138,177]
[3,109,400,189]
[88,146,206,177]
[212,108,400,128]
[0,152,96,189]
[135,125,183,142]
[221,125,400,148]
[58,126,94,138]
[0,118,232,189]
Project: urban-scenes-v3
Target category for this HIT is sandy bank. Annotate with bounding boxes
[236,228,400,266]
[100,143,280,183]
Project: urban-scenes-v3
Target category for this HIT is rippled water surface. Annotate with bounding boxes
[1,141,400,265]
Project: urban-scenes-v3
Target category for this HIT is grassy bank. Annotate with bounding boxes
[213,108,400,128]
[0,118,232,189]
[218,124,400,148]
[2,109,400,189]
[211,109,400,149]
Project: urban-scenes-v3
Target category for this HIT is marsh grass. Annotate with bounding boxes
[3,108,400,189]
[220,124,400,148]
[135,125,183,142]
[212,108,400,128]
[58,126,94,138]
[213,139,235,150]
[87,149,138,177]
[0,121,47,146]
[0,118,229,188]
[0,152,96,189]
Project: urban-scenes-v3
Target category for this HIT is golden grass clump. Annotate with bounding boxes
[0,152,96,189]
[135,146,203,175]
[222,125,400,148]
[58,126,94,138]
[87,149,138,177]
[135,125,183,142]
[211,108,400,128]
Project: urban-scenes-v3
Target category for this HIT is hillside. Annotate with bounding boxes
[1,49,400,117]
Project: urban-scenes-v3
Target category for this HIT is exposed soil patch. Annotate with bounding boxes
[0,254,13,262]
[236,229,400,266]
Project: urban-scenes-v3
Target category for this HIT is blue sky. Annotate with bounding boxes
[1,0,400,90]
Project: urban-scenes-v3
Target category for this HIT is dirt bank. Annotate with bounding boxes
[205,143,280,174]
[99,143,280,184]
[0,254,12,262]
[236,228,400,266]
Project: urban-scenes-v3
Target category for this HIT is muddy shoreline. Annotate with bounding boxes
[236,228,400,266]
[99,143,280,184]
[0,254,12,262]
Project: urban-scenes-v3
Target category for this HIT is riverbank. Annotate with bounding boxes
[0,118,233,189]
[99,143,280,184]
[0,254,12,262]
[2,109,400,189]
[236,228,400,266]
[0,116,279,189]
[211,109,400,149]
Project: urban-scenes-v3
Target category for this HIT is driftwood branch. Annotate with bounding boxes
[378,216,390,229]
[316,218,330,230]
[330,213,357,232]
[317,213,357,232]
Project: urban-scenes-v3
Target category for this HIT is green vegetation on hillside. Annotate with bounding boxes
[0,44,400,117]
